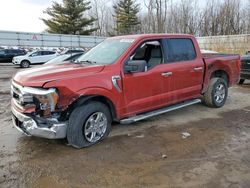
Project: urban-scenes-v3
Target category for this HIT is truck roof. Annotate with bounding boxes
[109,33,195,40]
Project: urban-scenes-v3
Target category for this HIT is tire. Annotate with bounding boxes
[203,78,228,108]
[238,79,245,85]
[20,60,30,68]
[67,101,112,148]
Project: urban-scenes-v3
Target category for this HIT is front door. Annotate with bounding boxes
[122,40,171,116]
[29,51,43,64]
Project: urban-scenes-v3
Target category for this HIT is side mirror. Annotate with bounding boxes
[124,60,147,73]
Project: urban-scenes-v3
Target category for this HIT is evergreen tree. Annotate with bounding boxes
[42,0,97,35]
[113,0,140,35]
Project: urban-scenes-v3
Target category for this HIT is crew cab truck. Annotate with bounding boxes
[11,34,241,148]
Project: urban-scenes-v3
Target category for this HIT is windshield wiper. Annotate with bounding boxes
[75,60,97,64]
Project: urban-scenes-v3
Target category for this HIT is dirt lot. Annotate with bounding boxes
[0,63,250,188]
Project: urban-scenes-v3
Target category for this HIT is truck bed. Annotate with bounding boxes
[201,53,241,91]
[202,53,240,60]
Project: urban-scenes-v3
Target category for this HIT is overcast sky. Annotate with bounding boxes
[0,0,60,33]
[0,0,248,33]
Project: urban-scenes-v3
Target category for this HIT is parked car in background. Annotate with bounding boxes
[45,52,84,65]
[11,34,240,148]
[12,50,58,68]
[61,49,84,54]
[239,54,250,84]
[0,49,26,62]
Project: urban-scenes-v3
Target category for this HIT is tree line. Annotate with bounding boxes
[42,0,250,37]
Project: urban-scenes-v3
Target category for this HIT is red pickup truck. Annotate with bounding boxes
[11,34,240,148]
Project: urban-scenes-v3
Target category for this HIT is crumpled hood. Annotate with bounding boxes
[13,62,105,87]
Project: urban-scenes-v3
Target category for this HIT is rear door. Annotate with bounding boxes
[161,38,204,103]
[42,51,57,62]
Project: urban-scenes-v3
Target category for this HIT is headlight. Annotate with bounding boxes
[11,81,59,111]
[22,87,59,111]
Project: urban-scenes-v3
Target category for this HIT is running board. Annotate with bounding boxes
[120,99,201,124]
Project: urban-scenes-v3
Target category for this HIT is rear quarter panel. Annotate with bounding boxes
[202,55,241,93]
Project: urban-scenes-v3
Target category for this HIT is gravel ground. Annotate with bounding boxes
[0,63,250,188]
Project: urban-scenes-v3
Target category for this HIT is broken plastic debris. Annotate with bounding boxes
[162,154,167,158]
[182,132,191,139]
[135,134,145,138]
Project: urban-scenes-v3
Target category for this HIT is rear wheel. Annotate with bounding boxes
[67,101,112,148]
[238,79,245,85]
[203,78,228,108]
[20,60,30,68]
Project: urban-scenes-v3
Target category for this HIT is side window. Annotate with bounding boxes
[132,45,147,60]
[49,51,55,55]
[30,51,42,57]
[130,40,163,70]
[42,51,55,55]
[41,51,48,55]
[164,39,196,63]
[6,50,11,54]
[11,50,18,54]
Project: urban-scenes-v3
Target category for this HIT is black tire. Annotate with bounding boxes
[238,79,245,85]
[67,101,112,148]
[20,60,30,68]
[203,78,228,108]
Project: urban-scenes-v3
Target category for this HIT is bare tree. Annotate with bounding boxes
[143,0,168,33]
[89,0,114,36]
[89,0,250,36]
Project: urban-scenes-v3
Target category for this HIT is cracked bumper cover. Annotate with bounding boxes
[11,106,67,139]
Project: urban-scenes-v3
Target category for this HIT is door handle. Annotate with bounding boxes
[193,67,203,71]
[161,72,172,77]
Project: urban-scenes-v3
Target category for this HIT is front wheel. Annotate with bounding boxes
[20,60,30,68]
[203,78,228,108]
[67,102,112,148]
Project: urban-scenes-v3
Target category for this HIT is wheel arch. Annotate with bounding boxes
[21,59,30,63]
[65,95,117,121]
[210,70,229,85]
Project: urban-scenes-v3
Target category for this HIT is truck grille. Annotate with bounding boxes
[11,82,22,105]
[11,81,35,110]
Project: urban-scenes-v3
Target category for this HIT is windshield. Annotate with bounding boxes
[26,51,35,56]
[45,54,71,64]
[77,39,134,65]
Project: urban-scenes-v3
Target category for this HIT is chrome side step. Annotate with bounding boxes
[120,99,201,124]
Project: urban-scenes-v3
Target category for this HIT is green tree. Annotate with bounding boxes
[113,0,140,35]
[42,0,97,35]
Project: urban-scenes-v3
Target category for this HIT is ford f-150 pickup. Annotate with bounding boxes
[11,34,241,148]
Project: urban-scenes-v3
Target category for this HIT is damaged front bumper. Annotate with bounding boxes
[11,106,67,139]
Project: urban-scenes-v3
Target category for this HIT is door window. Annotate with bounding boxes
[130,40,164,70]
[163,39,196,63]
[42,51,55,55]
[30,51,42,57]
